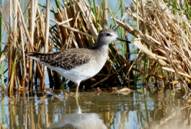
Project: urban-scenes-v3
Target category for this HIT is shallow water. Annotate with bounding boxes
[0,90,190,129]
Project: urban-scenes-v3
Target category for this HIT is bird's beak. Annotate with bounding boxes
[117,37,131,43]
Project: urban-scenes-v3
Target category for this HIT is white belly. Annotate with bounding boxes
[53,58,107,83]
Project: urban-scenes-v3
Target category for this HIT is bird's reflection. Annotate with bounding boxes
[48,113,107,129]
[47,97,107,129]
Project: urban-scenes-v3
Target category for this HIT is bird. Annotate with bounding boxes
[27,29,128,97]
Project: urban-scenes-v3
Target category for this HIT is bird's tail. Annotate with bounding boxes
[26,52,44,62]
[26,52,60,63]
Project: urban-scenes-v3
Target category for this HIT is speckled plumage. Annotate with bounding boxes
[27,49,92,70]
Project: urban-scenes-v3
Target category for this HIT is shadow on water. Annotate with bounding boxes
[0,90,190,129]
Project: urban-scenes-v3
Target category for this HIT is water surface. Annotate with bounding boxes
[0,90,190,129]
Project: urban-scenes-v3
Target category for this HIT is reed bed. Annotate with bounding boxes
[2,0,191,96]
[115,0,191,93]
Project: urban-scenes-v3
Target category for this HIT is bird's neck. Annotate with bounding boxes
[92,41,109,53]
[92,40,109,69]
[92,38,108,50]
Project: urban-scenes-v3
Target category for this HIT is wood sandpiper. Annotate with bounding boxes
[27,29,128,97]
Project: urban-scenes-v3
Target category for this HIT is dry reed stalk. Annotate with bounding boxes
[8,0,19,96]
[9,0,12,28]
[103,0,109,27]
[20,23,26,91]
[52,20,93,38]
[17,1,33,47]
[31,0,37,47]
[45,0,50,52]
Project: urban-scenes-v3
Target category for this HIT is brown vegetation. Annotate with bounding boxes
[116,0,191,94]
[1,0,191,96]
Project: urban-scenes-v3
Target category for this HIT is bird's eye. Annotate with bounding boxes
[106,33,111,36]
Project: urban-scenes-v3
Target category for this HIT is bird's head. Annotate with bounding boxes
[97,29,118,45]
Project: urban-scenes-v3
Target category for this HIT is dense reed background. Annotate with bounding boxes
[0,0,191,96]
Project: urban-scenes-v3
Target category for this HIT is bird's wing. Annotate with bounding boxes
[27,49,92,70]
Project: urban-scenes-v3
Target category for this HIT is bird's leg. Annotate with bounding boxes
[75,82,80,98]
[75,82,81,113]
